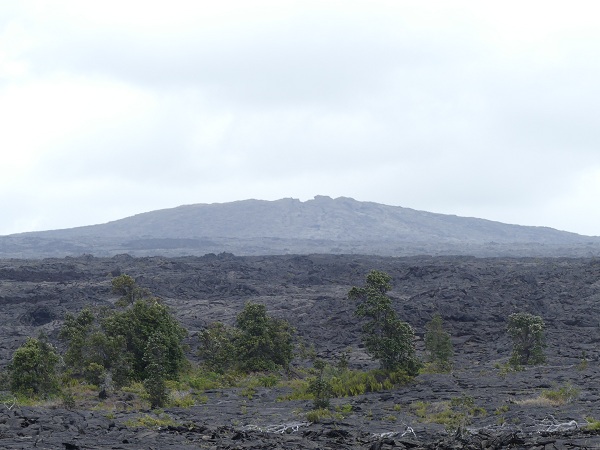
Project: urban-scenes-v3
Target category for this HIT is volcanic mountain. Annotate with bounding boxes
[1,196,598,258]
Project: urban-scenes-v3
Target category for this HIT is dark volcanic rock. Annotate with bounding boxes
[1,254,600,448]
[1,254,600,363]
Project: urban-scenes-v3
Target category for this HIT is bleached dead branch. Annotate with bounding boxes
[537,416,579,433]
[376,425,417,439]
[2,396,17,410]
[242,421,310,434]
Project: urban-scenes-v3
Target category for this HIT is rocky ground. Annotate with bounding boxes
[1,253,600,448]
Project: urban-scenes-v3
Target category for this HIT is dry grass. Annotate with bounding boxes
[514,397,557,407]
[515,384,580,407]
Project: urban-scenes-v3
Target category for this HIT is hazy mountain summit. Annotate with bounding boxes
[2,196,599,258]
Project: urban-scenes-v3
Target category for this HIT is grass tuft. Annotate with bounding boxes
[124,412,179,429]
[306,408,333,423]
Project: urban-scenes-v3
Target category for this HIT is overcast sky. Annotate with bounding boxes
[2,1,600,237]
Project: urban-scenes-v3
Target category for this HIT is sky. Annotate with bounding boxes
[2,0,600,237]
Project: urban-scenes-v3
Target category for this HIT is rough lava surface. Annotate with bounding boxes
[1,253,600,448]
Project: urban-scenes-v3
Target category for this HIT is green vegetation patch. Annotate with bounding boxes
[410,395,487,431]
[586,417,600,431]
[306,408,334,423]
[124,412,179,429]
[540,384,580,405]
[280,365,412,402]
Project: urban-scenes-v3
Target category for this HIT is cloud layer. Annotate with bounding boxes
[2,1,600,236]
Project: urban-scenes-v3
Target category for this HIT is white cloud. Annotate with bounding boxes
[1,0,600,237]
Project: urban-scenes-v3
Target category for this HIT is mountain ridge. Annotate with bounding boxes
[2,196,599,258]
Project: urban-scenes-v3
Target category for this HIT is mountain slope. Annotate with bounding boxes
[2,196,599,258]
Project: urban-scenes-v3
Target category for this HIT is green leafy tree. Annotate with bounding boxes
[59,307,131,387]
[197,322,239,373]
[60,277,188,390]
[235,302,294,372]
[60,307,95,368]
[143,332,169,408]
[103,298,188,380]
[424,314,453,372]
[111,274,147,307]
[507,312,546,366]
[348,270,420,374]
[198,302,295,373]
[10,336,60,397]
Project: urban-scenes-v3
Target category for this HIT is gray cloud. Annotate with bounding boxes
[1,1,600,236]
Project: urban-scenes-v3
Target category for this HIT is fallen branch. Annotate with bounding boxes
[376,425,417,439]
[242,421,309,434]
[537,416,579,433]
[2,396,17,411]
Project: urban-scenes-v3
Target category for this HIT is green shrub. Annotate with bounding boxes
[494,362,521,378]
[280,367,411,402]
[541,384,579,405]
[168,392,200,408]
[142,332,170,408]
[495,404,510,415]
[257,374,279,388]
[84,362,106,386]
[61,276,188,390]
[449,395,474,409]
[410,396,486,431]
[329,368,411,397]
[235,302,295,372]
[60,309,131,389]
[61,389,76,410]
[197,322,239,373]
[507,312,546,367]
[198,302,295,374]
[112,274,148,307]
[240,387,256,399]
[308,359,332,409]
[276,379,312,401]
[103,298,188,381]
[411,400,428,418]
[424,314,453,372]
[9,336,60,397]
[585,417,600,430]
[336,348,351,370]
[337,403,353,415]
[306,408,333,423]
[187,370,238,391]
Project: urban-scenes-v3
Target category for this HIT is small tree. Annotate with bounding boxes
[348,270,420,374]
[111,274,147,307]
[10,336,60,397]
[60,307,95,369]
[424,314,453,372]
[235,302,295,372]
[59,307,131,388]
[102,298,188,380]
[61,277,188,389]
[308,359,332,409]
[198,302,295,373]
[143,332,169,408]
[197,322,239,373]
[507,312,546,367]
